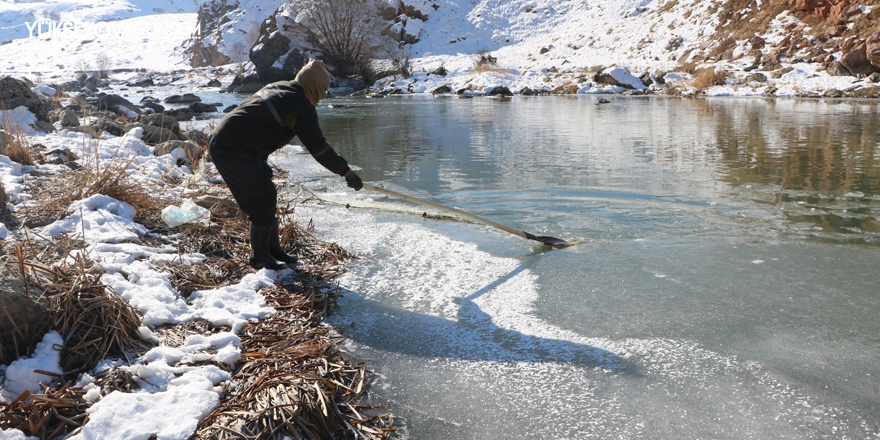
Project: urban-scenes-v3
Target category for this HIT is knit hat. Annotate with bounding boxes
[295,59,331,104]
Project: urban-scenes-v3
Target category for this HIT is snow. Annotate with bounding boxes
[0,332,64,399]
[0,113,283,439]
[0,0,878,437]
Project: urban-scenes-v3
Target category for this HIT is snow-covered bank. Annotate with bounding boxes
[0,90,384,438]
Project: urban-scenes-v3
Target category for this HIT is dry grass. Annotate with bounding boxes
[0,111,35,166]
[692,67,729,89]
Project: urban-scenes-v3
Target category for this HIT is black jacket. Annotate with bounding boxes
[211,81,350,175]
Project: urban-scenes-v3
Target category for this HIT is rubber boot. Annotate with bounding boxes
[249,223,285,270]
[269,218,298,264]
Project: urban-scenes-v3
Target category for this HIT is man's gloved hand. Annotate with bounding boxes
[344,170,363,191]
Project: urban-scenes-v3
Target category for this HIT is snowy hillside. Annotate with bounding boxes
[0,0,200,42]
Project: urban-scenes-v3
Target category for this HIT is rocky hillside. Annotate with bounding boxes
[184,0,880,92]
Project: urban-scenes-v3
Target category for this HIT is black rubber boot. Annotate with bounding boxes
[249,222,285,270]
[269,218,298,264]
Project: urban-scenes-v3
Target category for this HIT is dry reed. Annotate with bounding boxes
[691,67,729,89]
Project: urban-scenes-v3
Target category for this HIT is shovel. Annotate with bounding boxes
[362,183,568,246]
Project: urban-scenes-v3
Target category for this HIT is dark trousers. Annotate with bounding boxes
[208,136,276,227]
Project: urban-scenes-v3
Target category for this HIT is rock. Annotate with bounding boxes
[31,120,56,133]
[867,31,880,70]
[207,79,222,87]
[745,72,768,83]
[124,123,179,145]
[226,73,263,94]
[153,140,205,165]
[826,61,852,76]
[97,94,142,118]
[0,76,41,115]
[869,72,880,83]
[222,104,238,113]
[823,88,843,98]
[486,86,513,97]
[127,78,154,87]
[431,85,452,95]
[163,93,202,103]
[59,109,80,127]
[140,113,181,136]
[91,118,124,137]
[840,43,880,76]
[163,107,194,122]
[249,14,308,83]
[519,87,537,95]
[186,130,210,147]
[37,148,80,168]
[189,102,218,113]
[594,66,646,89]
[850,86,880,98]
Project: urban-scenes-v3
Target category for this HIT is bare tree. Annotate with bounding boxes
[231,41,248,75]
[297,0,385,78]
[95,53,111,78]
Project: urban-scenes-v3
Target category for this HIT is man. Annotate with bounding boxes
[209,59,363,270]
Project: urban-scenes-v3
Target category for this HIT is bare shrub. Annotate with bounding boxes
[299,0,386,78]
[692,67,728,89]
[75,59,91,81]
[230,40,248,75]
[95,52,111,78]
[473,49,500,73]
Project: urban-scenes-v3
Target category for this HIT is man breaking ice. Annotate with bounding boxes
[208,59,363,270]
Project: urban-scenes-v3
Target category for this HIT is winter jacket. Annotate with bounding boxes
[211,81,350,176]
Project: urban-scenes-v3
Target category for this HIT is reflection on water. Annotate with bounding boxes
[318,95,880,245]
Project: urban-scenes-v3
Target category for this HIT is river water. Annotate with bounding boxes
[192,92,880,439]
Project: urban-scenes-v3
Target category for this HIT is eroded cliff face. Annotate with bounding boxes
[697,0,880,75]
[185,0,238,68]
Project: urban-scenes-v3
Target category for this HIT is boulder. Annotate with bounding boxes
[164,107,194,122]
[249,14,309,83]
[127,78,154,87]
[486,86,513,97]
[124,123,180,145]
[163,93,202,103]
[91,118,124,137]
[59,109,80,127]
[207,79,222,87]
[826,60,852,76]
[141,113,180,134]
[867,31,880,70]
[431,85,452,95]
[97,94,142,118]
[189,102,218,113]
[594,66,646,89]
[0,76,41,116]
[840,43,880,76]
[186,130,210,147]
[153,140,205,165]
[222,104,238,113]
[226,73,263,94]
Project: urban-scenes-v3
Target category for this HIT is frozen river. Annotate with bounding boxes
[267,94,880,439]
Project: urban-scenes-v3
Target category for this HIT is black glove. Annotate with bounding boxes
[344,171,363,191]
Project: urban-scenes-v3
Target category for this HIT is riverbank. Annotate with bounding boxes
[0,84,394,438]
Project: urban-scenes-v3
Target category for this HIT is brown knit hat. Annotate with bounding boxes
[295,59,331,104]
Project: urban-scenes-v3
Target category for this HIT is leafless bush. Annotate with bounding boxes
[230,41,248,75]
[298,0,386,78]
[95,53,111,78]
[75,59,91,81]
